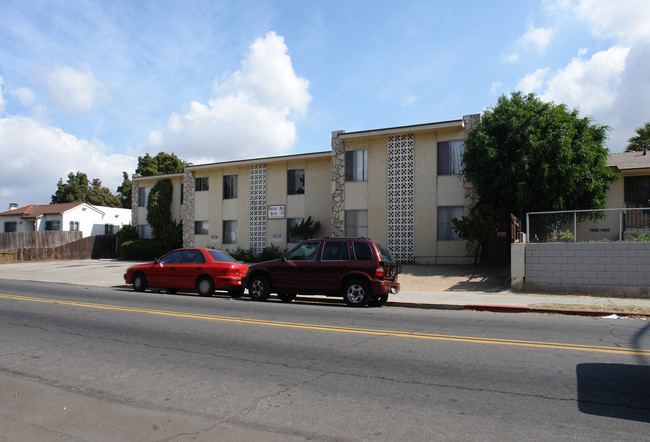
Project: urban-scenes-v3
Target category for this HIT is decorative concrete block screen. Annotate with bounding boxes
[387,133,414,263]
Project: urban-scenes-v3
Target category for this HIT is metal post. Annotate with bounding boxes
[573,211,577,242]
[619,209,623,241]
[526,213,530,241]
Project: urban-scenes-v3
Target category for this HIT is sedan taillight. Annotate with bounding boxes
[222,268,240,276]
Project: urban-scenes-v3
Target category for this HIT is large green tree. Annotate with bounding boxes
[136,152,184,176]
[52,172,120,207]
[625,122,650,152]
[116,171,132,209]
[460,92,618,228]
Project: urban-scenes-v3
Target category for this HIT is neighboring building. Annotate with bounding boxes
[132,115,480,264]
[606,150,650,208]
[0,202,131,236]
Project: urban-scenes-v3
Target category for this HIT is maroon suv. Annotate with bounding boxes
[243,238,400,307]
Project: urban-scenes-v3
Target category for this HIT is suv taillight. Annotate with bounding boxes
[375,266,384,278]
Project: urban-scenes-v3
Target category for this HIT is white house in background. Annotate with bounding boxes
[0,202,132,236]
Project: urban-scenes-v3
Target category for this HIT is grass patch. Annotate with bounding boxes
[529,303,650,314]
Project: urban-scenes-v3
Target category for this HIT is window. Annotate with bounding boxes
[195,177,209,191]
[353,242,374,261]
[437,140,464,175]
[195,221,209,235]
[181,249,205,264]
[322,241,350,261]
[45,220,61,231]
[345,210,368,238]
[105,224,115,234]
[4,222,17,233]
[223,220,237,244]
[437,206,464,240]
[286,241,319,261]
[223,175,238,199]
[138,187,148,207]
[624,176,650,207]
[287,218,303,243]
[345,149,368,182]
[70,221,79,231]
[138,225,150,239]
[287,169,305,195]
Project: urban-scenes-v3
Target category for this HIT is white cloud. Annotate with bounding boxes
[572,0,650,45]
[502,53,520,64]
[41,63,111,115]
[490,81,504,95]
[0,76,5,114]
[146,31,311,163]
[519,24,554,52]
[541,46,630,113]
[517,68,550,94]
[9,87,36,107]
[0,114,136,207]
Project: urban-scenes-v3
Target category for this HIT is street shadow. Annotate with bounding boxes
[576,363,650,422]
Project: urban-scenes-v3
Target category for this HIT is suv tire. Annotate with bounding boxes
[343,279,371,307]
[249,275,271,301]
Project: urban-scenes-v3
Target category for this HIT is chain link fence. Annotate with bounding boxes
[527,208,650,243]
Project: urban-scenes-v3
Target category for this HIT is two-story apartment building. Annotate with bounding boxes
[132,115,481,264]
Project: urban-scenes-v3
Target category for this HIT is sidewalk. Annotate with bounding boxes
[0,260,649,317]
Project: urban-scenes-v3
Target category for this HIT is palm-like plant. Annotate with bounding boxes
[626,122,650,152]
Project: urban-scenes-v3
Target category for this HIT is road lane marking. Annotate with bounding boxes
[2,293,649,356]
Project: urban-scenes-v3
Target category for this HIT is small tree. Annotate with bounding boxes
[451,204,499,265]
[136,152,184,176]
[117,172,132,209]
[625,122,650,152]
[146,179,173,239]
[289,216,321,240]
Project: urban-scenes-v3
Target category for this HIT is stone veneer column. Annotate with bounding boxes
[462,114,482,257]
[131,177,139,226]
[331,130,346,237]
[182,170,195,247]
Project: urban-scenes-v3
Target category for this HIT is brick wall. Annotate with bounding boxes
[521,242,650,297]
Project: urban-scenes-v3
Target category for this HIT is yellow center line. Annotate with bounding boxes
[2,293,649,356]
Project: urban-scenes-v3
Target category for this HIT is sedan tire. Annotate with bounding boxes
[197,276,215,297]
[133,273,147,292]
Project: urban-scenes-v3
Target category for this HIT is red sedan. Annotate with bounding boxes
[124,248,249,297]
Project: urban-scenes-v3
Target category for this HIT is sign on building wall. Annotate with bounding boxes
[211,235,220,243]
[268,205,285,219]
[272,233,283,242]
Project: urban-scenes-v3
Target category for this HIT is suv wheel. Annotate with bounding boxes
[368,294,388,307]
[277,293,296,303]
[343,279,371,307]
[249,275,271,301]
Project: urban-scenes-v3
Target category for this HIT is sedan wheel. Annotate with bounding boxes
[343,280,371,307]
[197,276,215,297]
[249,275,271,301]
[133,273,147,292]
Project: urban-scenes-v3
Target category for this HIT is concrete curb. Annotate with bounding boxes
[387,301,650,317]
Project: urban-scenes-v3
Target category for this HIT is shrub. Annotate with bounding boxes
[117,224,139,246]
[120,239,166,260]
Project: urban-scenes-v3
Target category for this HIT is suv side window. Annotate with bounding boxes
[322,241,350,261]
[353,242,374,261]
[286,242,320,261]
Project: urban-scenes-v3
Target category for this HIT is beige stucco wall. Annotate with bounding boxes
[135,175,184,237]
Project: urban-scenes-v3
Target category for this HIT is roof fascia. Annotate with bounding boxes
[339,120,464,140]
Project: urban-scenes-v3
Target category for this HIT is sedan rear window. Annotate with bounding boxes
[207,250,237,263]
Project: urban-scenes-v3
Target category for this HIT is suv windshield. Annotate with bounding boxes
[376,242,396,264]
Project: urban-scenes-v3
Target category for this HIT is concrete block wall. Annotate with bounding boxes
[518,242,650,297]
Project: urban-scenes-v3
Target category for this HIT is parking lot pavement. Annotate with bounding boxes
[0,259,649,316]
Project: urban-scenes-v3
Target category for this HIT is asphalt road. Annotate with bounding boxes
[0,280,649,441]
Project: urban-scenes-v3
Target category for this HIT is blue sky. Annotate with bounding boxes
[1,0,650,209]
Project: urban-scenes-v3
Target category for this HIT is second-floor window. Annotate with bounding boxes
[195,221,209,235]
[287,169,305,195]
[138,187,148,207]
[223,175,238,199]
[195,177,209,191]
[437,140,464,175]
[345,149,368,182]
